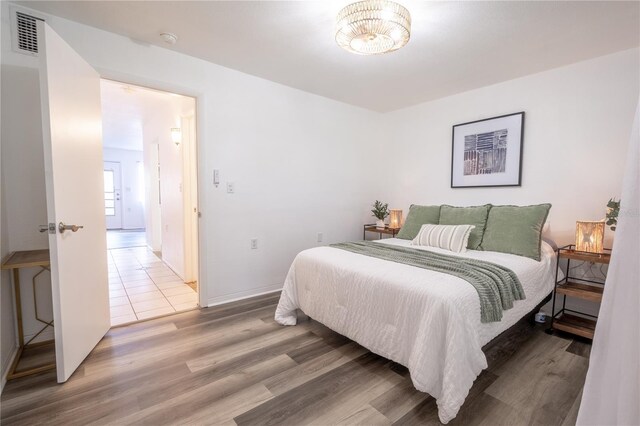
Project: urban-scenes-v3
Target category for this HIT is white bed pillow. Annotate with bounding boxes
[411,224,475,253]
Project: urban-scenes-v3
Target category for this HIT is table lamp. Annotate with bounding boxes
[575,220,605,253]
[389,209,403,229]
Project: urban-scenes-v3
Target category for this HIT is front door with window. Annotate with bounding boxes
[104,161,122,229]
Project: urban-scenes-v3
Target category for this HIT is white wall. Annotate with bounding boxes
[0,61,53,361]
[102,148,145,230]
[0,103,17,392]
[140,96,195,279]
[159,116,185,278]
[382,48,639,248]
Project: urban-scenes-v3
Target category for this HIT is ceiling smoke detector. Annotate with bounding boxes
[160,32,178,45]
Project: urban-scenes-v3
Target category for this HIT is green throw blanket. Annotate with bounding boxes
[330,241,525,323]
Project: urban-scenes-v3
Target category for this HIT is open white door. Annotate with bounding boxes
[38,22,110,382]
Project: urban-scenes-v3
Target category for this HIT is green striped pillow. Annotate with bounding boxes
[411,224,476,253]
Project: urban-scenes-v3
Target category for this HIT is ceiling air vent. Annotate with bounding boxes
[11,9,44,56]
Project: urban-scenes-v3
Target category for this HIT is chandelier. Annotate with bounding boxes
[335,0,411,55]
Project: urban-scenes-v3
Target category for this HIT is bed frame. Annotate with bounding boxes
[482,291,552,353]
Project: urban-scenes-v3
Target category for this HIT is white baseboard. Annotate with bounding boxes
[1,344,19,395]
[159,257,185,282]
[206,284,282,307]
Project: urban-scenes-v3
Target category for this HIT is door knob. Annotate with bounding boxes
[58,222,84,233]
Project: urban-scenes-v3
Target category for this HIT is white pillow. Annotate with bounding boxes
[411,224,476,253]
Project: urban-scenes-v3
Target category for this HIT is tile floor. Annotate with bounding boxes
[108,246,198,326]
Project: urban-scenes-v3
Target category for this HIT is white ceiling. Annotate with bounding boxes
[22,1,640,112]
[101,79,193,151]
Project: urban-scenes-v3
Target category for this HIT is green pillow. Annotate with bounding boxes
[396,205,441,240]
[439,204,491,249]
[479,204,551,261]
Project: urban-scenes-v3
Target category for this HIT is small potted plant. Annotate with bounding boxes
[371,200,389,229]
[606,198,620,231]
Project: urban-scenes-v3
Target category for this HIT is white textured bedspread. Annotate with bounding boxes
[275,239,557,423]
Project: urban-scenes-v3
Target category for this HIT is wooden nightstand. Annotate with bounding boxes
[548,244,611,339]
[363,224,400,240]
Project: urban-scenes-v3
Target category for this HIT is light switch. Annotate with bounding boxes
[227,182,235,193]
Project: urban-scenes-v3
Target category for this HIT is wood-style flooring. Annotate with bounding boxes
[0,292,590,425]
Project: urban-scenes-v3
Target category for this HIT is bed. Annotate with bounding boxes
[274,237,558,423]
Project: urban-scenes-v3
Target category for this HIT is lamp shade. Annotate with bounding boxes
[389,209,403,229]
[575,221,605,253]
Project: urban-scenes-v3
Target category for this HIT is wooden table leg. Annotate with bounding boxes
[8,267,56,380]
[13,268,24,347]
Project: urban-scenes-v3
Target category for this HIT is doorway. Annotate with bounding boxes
[100,79,199,326]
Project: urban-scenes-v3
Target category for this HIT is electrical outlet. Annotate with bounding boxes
[227,182,235,193]
[317,232,323,243]
[250,238,258,249]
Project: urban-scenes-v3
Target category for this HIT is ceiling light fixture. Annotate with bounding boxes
[335,0,411,55]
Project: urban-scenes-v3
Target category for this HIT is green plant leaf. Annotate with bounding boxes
[606,198,620,231]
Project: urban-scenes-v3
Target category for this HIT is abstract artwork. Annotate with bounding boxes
[451,112,524,188]
[464,129,508,175]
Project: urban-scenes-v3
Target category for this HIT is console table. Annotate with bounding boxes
[1,249,56,379]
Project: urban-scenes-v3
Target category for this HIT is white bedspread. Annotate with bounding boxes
[275,238,557,423]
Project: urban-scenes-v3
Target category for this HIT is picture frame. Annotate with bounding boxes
[451,112,524,188]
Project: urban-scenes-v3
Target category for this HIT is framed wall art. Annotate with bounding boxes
[451,112,524,188]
